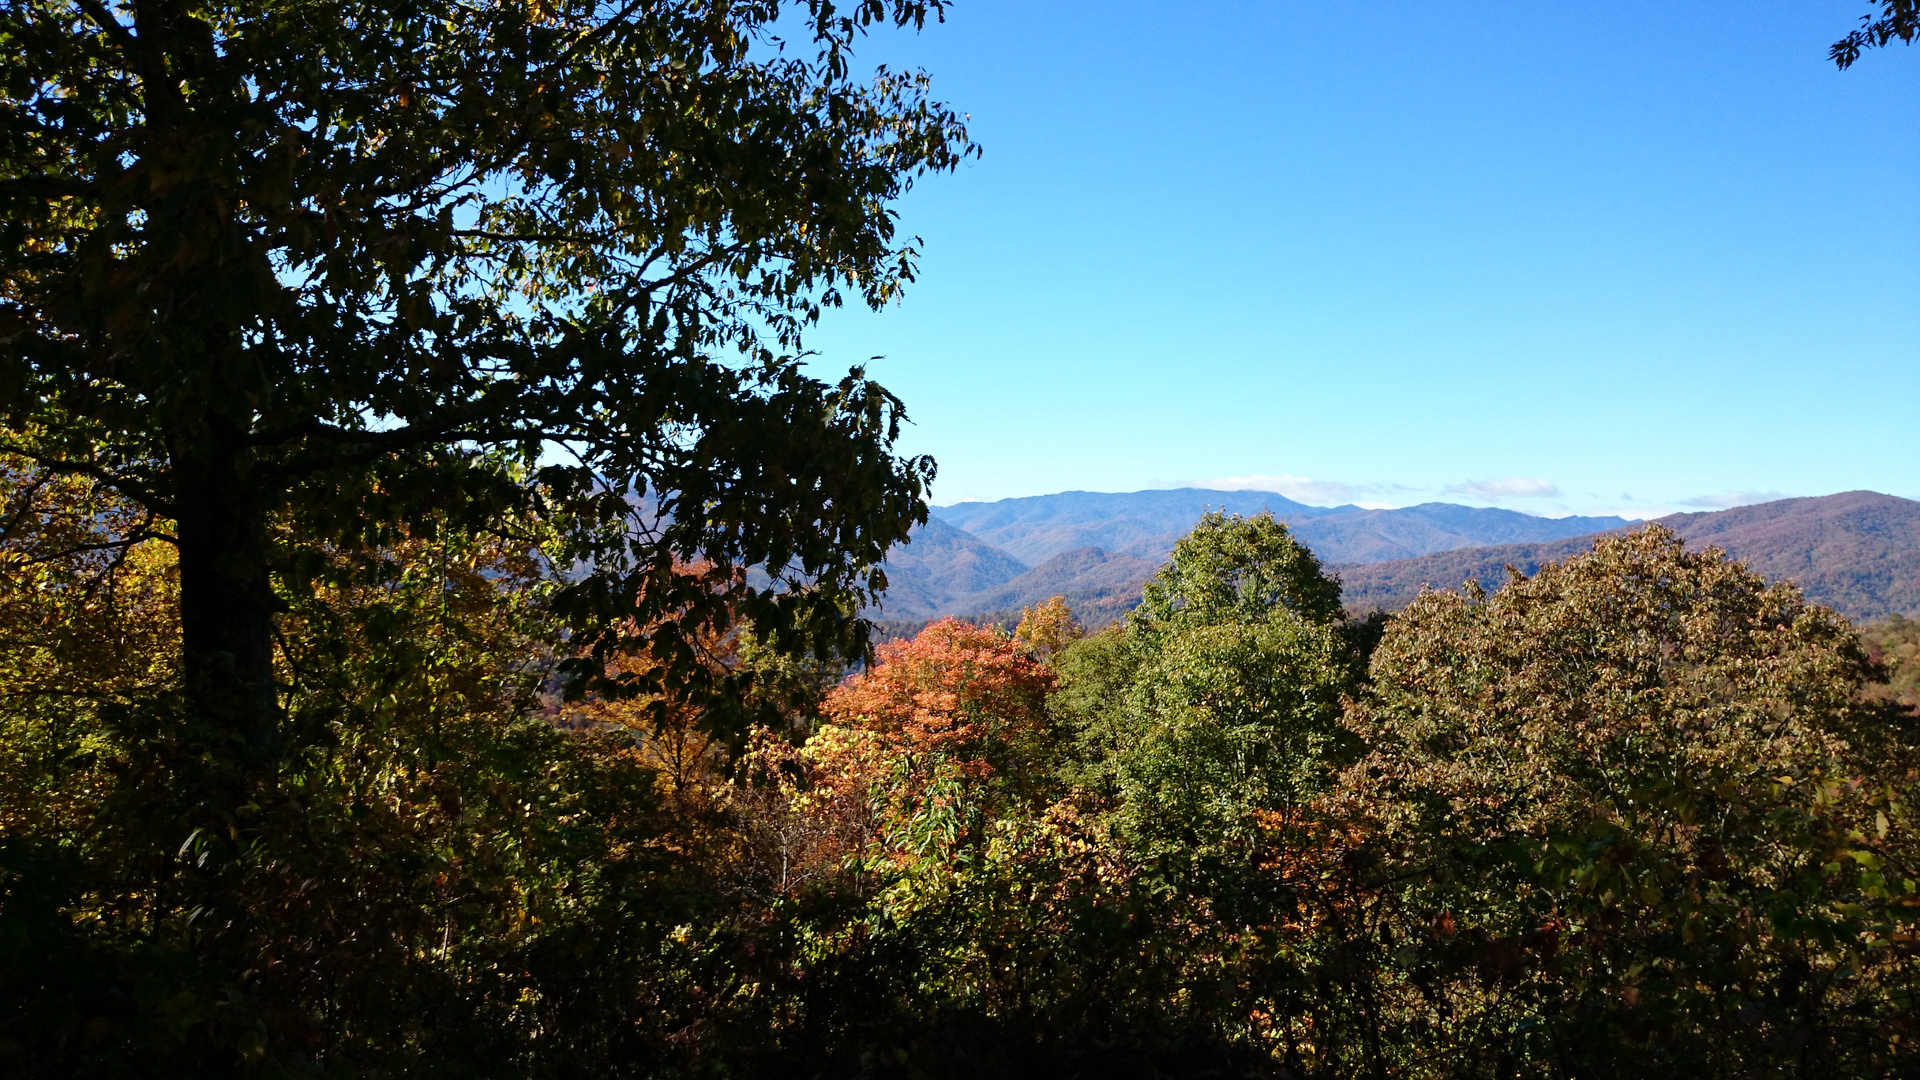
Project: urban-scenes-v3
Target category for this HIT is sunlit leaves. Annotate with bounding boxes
[0,0,970,742]
[1343,525,1920,1072]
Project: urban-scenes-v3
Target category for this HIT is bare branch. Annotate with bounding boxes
[72,0,139,54]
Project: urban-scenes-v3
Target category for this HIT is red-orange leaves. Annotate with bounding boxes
[826,618,1056,787]
[806,618,1061,862]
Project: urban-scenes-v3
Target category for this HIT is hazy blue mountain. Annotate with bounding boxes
[957,501,1629,626]
[933,488,1340,564]
[872,487,1631,626]
[878,489,1920,629]
[943,546,1161,627]
[935,488,1628,566]
[1283,504,1633,564]
[1336,491,1920,621]
[1110,503,1632,564]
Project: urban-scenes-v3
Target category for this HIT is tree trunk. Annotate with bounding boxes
[172,424,282,776]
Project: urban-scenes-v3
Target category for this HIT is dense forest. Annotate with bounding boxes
[3,0,1916,1076]
[3,479,1917,1077]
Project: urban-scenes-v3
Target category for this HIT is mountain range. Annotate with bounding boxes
[872,488,1920,627]
[875,488,1631,624]
[1337,490,1920,621]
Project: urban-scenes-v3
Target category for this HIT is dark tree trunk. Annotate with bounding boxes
[172,423,282,776]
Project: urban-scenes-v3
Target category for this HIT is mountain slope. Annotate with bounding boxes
[1288,503,1632,564]
[1336,491,1920,620]
[872,516,1030,619]
[882,488,1635,624]
[934,489,1334,565]
[953,546,1162,626]
[1108,502,1634,565]
[882,488,1920,626]
[934,488,1627,567]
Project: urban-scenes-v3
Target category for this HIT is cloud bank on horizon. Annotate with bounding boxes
[1187,473,1806,521]
[1681,490,1791,509]
[1193,473,1409,508]
[1446,476,1560,499]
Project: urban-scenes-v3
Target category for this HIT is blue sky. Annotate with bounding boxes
[796,1,1918,519]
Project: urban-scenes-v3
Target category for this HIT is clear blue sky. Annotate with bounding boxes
[797,1,1918,519]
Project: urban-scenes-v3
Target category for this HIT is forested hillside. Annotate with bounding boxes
[1864,614,1920,711]
[3,1,1914,1077]
[935,488,1337,564]
[881,489,1920,626]
[871,516,1031,617]
[8,482,1915,1078]
[932,489,1627,567]
[1339,491,1920,619]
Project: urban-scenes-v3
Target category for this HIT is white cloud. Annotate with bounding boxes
[1191,473,1411,507]
[1444,476,1560,499]
[1679,490,1789,510]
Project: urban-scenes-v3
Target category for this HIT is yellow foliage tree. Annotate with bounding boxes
[1014,595,1084,661]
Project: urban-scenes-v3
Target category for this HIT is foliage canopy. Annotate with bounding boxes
[0,0,973,776]
[1343,526,1918,1075]
[3,5,1919,1073]
[3,475,1917,1075]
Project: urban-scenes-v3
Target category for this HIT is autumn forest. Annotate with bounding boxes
[2,1,1917,1078]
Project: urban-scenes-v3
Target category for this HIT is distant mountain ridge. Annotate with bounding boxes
[934,488,1339,565]
[1277,503,1632,567]
[873,487,1631,622]
[874,488,1920,626]
[1336,491,1920,621]
[948,547,1161,628]
[933,488,1629,567]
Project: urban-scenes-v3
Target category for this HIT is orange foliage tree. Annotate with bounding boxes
[754,618,1061,871]
[827,619,1054,777]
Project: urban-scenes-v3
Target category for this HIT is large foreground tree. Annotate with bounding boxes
[0,0,972,778]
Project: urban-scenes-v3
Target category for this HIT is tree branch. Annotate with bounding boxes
[0,444,168,514]
[72,0,181,109]
[1,532,173,568]
[253,410,578,479]
[72,0,139,54]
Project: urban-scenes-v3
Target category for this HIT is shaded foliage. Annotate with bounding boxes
[0,0,972,790]
[2,474,1916,1078]
[1863,613,1920,713]
[1341,526,1919,1077]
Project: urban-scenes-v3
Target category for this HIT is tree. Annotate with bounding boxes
[1013,594,1083,661]
[1053,513,1353,850]
[820,617,1058,849]
[1343,526,1919,1076]
[0,459,689,1075]
[1115,516,1354,892]
[0,455,177,841]
[0,0,973,784]
[1861,613,1920,712]
[1832,2,1919,68]
[1132,510,1344,632]
[1114,614,1348,866]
